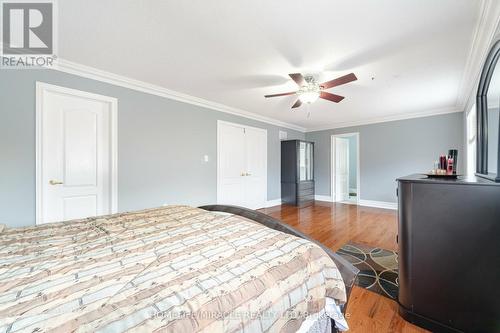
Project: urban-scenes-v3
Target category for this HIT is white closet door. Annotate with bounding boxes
[217,122,247,206]
[217,121,267,209]
[244,127,267,209]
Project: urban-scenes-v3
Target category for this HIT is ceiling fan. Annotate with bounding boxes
[264,72,357,108]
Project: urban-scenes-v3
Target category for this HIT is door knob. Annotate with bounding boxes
[49,180,63,185]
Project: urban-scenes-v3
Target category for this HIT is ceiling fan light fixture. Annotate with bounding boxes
[264,72,356,108]
[297,75,321,104]
[299,91,320,104]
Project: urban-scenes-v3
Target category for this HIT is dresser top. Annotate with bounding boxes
[397,174,500,186]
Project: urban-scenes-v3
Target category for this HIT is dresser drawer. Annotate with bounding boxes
[298,187,314,197]
[298,181,314,191]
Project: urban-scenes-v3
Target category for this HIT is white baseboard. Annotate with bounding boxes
[314,195,333,202]
[265,199,282,207]
[264,197,396,210]
[358,199,398,210]
[339,200,359,205]
[314,195,396,210]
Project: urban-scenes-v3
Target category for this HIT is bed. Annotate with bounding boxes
[0,205,358,333]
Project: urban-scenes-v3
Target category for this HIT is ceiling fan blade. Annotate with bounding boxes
[320,73,357,89]
[289,73,305,86]
[264,91,296,98]
[320,91,345,103]
[291,99,302,108]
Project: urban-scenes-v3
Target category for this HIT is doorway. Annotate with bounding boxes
[36,82,118,225]
[217,120,267,209]
[331,133,360,204]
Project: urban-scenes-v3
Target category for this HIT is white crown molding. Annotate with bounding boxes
[50,55,470,134]
[305,106,461,132]
[456,0,500,112]
[51,59,307,132]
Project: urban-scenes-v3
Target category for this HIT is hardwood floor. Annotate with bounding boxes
[259,201,429,333]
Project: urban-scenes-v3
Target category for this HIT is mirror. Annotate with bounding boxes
[476,40,500,182]
[487,62,500,174]
[299,141,313,181]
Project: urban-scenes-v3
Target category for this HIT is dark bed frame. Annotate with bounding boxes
[199,205,359,332]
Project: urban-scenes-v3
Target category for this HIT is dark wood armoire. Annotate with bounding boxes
[281,140,315,206]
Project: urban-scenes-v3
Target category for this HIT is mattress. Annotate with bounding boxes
[0,205,347,332]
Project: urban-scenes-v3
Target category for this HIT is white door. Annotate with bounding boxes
[243,127,267,209]
[335,137,350,202]
[217,122,247,206]
[217,121,267,209]
[37,83,117,224]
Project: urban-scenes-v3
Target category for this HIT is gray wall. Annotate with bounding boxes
[0,70,304,228]
[306,112,464,203]
[348,135,358,189]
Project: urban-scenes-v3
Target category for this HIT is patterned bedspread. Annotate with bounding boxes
[0,206,346,332]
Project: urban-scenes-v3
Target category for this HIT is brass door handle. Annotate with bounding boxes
[49,180,63,185]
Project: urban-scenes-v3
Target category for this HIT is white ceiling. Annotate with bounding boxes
[58,0,485,131]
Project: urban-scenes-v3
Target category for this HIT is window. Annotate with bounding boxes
[466,104,477,176]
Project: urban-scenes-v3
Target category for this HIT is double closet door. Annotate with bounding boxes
[217,121,267,209]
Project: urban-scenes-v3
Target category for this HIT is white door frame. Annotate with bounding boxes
[216,120,268,207]
[331,133,360,203]
[35,82,118,224]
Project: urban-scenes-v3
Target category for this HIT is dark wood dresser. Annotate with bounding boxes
[397,174,500,333]
[281,140,314,206]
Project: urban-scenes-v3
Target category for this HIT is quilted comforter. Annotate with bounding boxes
[0,206,346,332]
